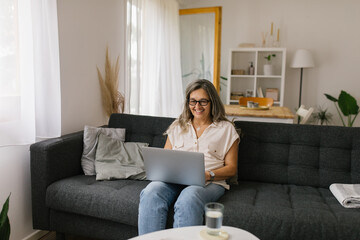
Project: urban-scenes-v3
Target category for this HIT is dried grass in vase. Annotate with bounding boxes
[97,47,124,117]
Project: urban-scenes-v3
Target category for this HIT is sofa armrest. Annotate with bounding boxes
[30,131,84,230]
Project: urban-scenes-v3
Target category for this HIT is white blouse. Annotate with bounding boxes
[167,120,239,190]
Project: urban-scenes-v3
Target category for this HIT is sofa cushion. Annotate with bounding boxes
[220,181,360,240]
[46,175,150,227]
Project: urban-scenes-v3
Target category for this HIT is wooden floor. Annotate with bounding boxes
[39,232,56,240]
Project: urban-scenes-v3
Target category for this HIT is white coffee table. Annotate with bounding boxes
[129,226,259,240]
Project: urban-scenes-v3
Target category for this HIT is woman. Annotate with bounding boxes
[138,79,239,235]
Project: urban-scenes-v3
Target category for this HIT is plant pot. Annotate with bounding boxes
[263,64,274,75]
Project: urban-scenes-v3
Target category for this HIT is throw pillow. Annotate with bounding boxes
[95,133,149,181]
[81,125,126,175]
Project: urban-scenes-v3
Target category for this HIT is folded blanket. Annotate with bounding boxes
[329,183,360,208]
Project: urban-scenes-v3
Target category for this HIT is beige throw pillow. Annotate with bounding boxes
[81,125,126,175]
[95,133,149,180]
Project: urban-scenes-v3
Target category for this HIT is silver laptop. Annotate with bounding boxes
[142,147,205,187]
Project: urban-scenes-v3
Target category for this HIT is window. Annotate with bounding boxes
[126,0,142,114]
[0,0,20,122]
[0,0,61,146]
[125,0,183,117]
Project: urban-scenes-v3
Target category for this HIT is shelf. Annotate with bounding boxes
[231,75,281,78]
[231,75,255,78]
[227,48,286,106]
[230,47,285,52]
[257,75,282,78]
[258,49,285,53]
[229,100,281,105]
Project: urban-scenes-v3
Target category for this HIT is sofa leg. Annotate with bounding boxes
[56,232,66,240]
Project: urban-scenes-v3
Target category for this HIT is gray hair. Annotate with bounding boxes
[167,79,230,133]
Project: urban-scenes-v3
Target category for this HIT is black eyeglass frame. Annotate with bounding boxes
[188,99,211,106]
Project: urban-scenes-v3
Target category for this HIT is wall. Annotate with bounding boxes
[0,146,34,240]
[180,0,360,126]
[0,1,126,240]
[58,0,126,134]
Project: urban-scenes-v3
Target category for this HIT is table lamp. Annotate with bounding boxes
[290,49,315,110]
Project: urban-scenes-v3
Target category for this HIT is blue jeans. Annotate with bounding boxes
[138,181,225,235]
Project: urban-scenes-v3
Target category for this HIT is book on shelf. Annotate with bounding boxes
[257,87,264,98]
[230,91,244,100]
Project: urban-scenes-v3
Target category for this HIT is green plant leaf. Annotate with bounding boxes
[0,194,10,240]
[0,195,9,226]
[324,93,338,102]
[0,217,10,240]
[338,90,359,116]
[264,54,276,61]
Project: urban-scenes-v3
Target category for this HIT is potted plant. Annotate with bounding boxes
[325,90,359,127]
[97,47,125,120]
[0,194,10,240]
[264,54,276,75]
[312,105,332,125]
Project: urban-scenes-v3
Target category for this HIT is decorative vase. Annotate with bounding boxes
[263,64,274,75]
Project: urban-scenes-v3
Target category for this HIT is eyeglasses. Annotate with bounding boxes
[188,99,210,106]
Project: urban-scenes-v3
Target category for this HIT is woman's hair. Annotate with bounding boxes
[167,79,230,133]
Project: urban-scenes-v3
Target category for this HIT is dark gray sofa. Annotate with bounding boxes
[30,113,360,240]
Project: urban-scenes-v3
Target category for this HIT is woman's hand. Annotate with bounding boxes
[205,171,211,181]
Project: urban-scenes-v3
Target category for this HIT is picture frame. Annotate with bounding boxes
[265,88,279,101]
[246,89,254,97]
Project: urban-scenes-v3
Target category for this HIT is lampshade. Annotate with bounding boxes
[290,49,315,68]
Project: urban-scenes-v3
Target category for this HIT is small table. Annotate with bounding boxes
[129,226,259,240]
[225,105,295,124]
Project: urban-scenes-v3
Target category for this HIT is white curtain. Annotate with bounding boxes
[126,0,142,115]
[0,0,61,146]
[126,0,183,118]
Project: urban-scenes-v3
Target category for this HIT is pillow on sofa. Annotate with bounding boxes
[95,133,149,181]
[81,125,126,175]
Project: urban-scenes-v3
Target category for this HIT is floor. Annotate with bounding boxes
[39,232,56,240]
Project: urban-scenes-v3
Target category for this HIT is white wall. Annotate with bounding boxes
[58,0,126,134]
[180,0,360,126]
[0,146,33,240]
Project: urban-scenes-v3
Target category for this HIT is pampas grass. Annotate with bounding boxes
[97,47,125,117]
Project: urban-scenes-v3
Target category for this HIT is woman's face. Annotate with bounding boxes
[188,88,211,122]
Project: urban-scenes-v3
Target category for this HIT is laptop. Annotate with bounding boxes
[142,147,205,187]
